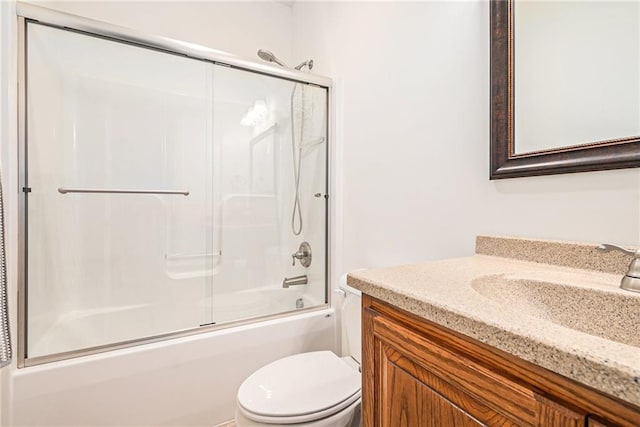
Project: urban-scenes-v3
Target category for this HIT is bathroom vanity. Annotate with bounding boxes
[349,236,640,427]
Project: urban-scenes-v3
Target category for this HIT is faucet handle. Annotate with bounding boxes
[597,243,640,292]
[291,242,312,268]
[292,250,307,266]
[597,243,638,257]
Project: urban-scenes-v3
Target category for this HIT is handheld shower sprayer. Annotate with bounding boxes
[256,48,316,236]
[257,49,287,68]
[257,49,314,71]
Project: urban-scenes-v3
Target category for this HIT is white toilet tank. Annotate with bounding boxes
[340,278,362,364]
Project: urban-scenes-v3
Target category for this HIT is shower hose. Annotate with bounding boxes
[290,83,305,236]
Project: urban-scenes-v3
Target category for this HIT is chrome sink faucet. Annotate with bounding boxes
[597,244,640,293]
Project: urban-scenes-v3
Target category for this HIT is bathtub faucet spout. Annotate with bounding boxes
[283,275,308,288]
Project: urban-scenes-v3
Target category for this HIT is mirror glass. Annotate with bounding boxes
[513,0,640,155]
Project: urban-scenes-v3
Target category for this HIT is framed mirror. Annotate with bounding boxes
[490,0,640,179]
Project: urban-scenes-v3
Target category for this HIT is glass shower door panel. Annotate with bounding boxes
[211,65,328,323]
[26,23,214,359]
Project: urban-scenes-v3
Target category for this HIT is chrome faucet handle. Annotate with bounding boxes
[597,243,640,293]
[291,242,312,268]
[596,243,637,257]
[291,250,308,266]
[291,252,303,266]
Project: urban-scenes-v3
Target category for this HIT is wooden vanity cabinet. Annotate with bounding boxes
[587,419,614,427]
[362,295,640,427]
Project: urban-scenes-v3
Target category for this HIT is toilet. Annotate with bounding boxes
[235,282,362,427]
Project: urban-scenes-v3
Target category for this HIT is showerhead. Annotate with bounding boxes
[257,49,287,68]
[294,59,314,71]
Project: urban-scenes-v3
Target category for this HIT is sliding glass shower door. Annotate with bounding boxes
[210,65,328,323]
[26,23,215,358]
[23,21,328,364]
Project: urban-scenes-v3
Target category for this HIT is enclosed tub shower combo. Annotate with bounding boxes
[16,3,330,368]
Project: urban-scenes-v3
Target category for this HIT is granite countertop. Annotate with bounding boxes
[347,236,640,407]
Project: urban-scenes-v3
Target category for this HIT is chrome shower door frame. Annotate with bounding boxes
[16,2,333,367]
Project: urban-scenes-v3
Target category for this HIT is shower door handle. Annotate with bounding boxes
[58,187,190,196]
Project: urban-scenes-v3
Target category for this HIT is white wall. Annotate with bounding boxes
[292,1,640,277]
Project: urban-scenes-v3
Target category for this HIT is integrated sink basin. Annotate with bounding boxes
[471,271,640,347]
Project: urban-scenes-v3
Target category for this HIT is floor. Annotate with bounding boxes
[213,421,236,427]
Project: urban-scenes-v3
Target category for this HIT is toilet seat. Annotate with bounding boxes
[237,351,361,424]
[237,390,360,424]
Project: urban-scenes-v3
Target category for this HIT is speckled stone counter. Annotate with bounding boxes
[347,236,640,406]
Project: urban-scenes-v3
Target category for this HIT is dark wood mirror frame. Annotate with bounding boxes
[490,0,640,180]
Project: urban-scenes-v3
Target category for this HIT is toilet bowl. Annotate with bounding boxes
[235,281,362,427]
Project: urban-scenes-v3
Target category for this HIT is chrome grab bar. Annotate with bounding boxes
[58,187,189,196]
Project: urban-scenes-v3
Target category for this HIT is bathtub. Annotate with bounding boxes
[212,287,320,322]
[28,286,322,360]
[5,304,335,426]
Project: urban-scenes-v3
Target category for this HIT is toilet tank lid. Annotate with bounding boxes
[237,351,361,418]
[339,271,366,296]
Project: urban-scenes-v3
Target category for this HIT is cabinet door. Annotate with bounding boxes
[535,395,585,427]
[363,300,587,427]
[587,417,614,427]
[379,341,509,427]
[362,295,639,427]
